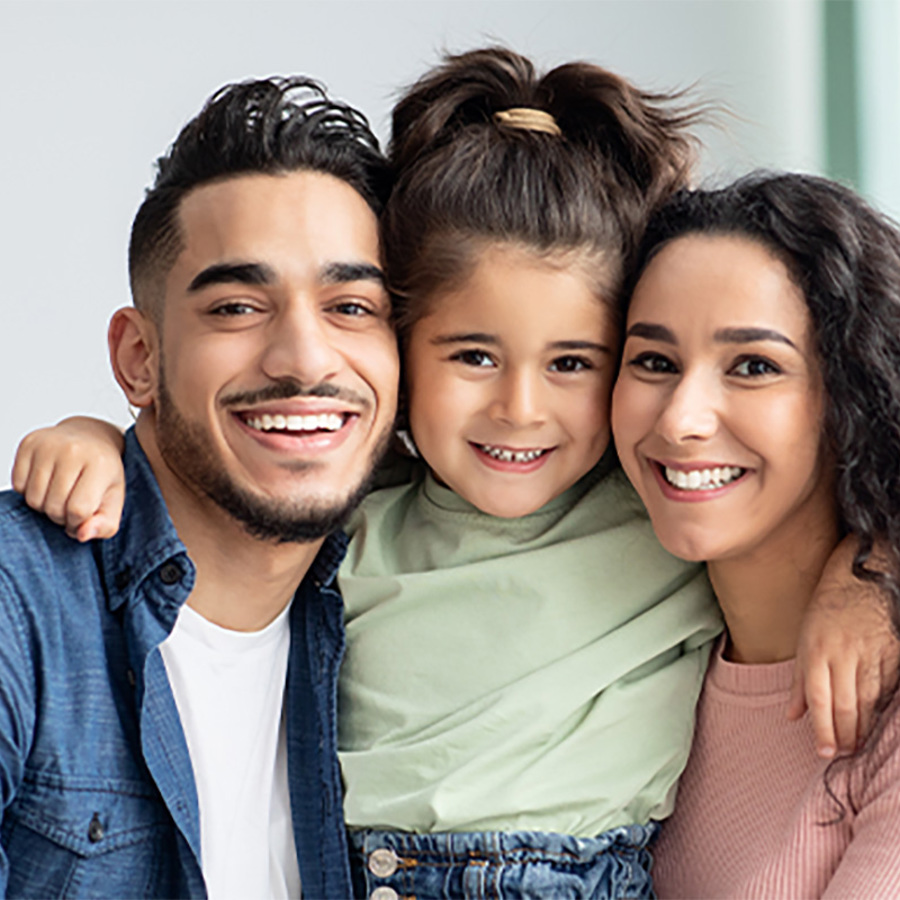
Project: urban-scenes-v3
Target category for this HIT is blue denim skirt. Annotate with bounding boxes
[348,823,659,899]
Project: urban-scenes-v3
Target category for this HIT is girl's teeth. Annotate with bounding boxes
[480,444,546,463]
[246,413,343,433]
[664,465,744,491]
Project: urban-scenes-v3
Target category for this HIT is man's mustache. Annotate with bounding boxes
[221,377,370,409]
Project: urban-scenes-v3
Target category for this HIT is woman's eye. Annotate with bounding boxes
[731,356,780,377]
[549,355,591,373]
[628,351,678,374]
[451,349,495,367]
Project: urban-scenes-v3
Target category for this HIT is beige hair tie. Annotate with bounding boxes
[493,107,561,137]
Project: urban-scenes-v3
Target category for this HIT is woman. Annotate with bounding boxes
[612,172,900,897]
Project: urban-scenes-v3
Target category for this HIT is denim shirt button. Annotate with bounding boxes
[370,888,399,900]
[87,812,104,843]
[159,562,182,585]
[368,847,399,878]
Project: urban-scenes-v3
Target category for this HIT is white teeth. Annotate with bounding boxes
[479,444,546,463]
[245,413,344,433]
[664,465,744,491]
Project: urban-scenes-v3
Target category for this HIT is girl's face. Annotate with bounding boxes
[405,243,617,518]
[612,234,833,563]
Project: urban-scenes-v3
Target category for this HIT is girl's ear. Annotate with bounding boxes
[108,307,158,408]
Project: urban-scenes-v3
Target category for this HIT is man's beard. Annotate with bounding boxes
[154,372,388,544]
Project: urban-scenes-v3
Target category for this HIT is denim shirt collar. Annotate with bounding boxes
[101,428,193,614]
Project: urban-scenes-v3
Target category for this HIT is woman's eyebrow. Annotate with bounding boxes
[714,327,797,349]
[626,322,676,343]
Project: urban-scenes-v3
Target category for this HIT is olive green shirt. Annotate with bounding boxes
[338,462,722,836]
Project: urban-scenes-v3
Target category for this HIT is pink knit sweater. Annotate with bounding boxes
[653,641,900,898]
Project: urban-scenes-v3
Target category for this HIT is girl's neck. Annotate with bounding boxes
[707,494,841,665]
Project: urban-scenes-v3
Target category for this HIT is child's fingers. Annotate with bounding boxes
[72,481,125,542]
[20,452,57,520]
[62,466,124,538]
[803,663,837,759]
[10,432,38,494]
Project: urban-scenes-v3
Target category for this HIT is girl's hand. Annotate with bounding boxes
[789,536,900,758]
[11,417,126,542]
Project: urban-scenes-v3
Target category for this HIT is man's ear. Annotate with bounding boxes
[109,307,158,407]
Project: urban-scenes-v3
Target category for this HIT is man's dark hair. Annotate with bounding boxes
[128,77,391,320]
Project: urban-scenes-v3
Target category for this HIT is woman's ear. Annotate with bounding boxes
[108,307,158,408]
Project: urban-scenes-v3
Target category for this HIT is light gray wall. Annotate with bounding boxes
[0,0,823,484]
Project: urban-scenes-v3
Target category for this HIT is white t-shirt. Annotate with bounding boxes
[160,601,301,900]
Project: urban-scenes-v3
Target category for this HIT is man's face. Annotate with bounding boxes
[150,171,399,542]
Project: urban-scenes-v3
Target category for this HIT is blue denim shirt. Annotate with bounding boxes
[0,429,352,898]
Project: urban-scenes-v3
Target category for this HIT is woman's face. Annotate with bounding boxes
[405,243,618,518]
[612,233,833,563]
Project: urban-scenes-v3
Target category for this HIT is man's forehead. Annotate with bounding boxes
[171,170,382,284]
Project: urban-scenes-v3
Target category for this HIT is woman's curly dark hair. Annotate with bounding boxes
[624,172,900,637]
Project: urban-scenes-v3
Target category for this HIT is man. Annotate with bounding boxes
[0,78,398,897]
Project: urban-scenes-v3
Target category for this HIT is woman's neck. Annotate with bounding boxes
[708,494,841,664]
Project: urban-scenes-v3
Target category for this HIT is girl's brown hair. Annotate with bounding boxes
[383,46,705,336]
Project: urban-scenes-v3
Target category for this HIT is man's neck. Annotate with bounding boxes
[135,419,325,632]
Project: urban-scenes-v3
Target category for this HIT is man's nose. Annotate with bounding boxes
[489,367,547,428]
[260,302,343,386]
[655,369,719,444]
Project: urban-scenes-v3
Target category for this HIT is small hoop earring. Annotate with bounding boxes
[395,428,419,458]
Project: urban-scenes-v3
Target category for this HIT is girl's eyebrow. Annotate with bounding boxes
[549,340,612,354]
[626,322,797,351]
[431,332,497,345]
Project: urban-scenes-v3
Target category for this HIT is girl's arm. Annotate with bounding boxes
[791,536,900,758]
[11,417,126,541]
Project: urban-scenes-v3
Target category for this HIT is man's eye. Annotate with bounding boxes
[731,356,781,377]
[450,349,495,367]
[331,300,371,317]
[210,302,258,316]
[549,355,591,373]
[628,352,678,374]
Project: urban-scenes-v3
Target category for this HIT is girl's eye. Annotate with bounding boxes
[628,351,678,374]
[210,301,259,316]
[731,356,781,377]
[549,355,592,373]
[450,349,495,367]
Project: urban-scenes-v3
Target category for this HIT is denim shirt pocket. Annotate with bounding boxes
[3,771,180,897]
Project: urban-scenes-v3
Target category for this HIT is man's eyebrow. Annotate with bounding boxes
[188,262,275,292]
[549,340,613,354]
[626,322,676,344]
[430,332,498,346]
[714,326,797,349]
[320,261,386,287]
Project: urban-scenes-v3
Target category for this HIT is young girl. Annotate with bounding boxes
[13,52,897,898]
[612,173,900,897]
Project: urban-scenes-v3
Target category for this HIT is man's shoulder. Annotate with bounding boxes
[0,489,100,601]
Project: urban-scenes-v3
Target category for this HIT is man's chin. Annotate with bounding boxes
[203,478,369,544]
